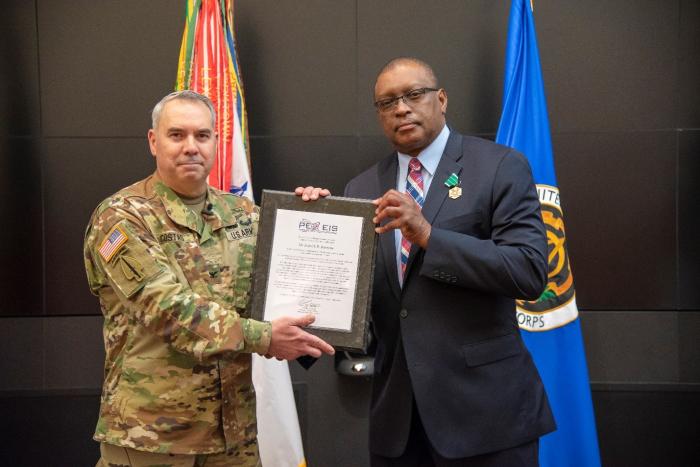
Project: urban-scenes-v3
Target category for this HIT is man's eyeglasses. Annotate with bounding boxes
[374,88,440,112]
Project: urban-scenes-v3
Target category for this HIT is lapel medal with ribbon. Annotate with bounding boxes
[444,173,462,199]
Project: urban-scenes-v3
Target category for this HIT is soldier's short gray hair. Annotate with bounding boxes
[151,90,216,129]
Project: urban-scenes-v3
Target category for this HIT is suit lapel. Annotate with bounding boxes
[404,131,464,278]
[377,154,402,300]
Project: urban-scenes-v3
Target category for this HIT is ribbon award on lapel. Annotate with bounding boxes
[444,172,462,199]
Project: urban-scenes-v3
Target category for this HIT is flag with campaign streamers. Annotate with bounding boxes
[175,2,306,466]
[176,0,252,198]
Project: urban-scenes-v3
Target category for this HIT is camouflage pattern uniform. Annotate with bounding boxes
[97,442,258,466]
[84,172,270,463]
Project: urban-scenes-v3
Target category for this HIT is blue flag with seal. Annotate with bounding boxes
[496,1,601,466]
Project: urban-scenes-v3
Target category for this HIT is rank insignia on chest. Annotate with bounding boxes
[99,225,129,262]
[225,225,254,241]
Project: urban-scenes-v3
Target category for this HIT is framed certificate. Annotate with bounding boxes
[249,190,376,352]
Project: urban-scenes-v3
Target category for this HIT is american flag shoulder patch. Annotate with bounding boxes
[99,224,129,262]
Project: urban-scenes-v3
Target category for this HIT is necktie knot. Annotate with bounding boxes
[409,158,422,173]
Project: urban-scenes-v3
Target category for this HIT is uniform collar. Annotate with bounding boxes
[147,172,239,238]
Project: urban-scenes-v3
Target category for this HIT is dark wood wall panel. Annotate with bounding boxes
[44,138,155,315]
[0,394,101,467]
[538,0,679,132]
[678,0,700,127]
[44,316,104,389]
[235,0,357,137]
[679,130,700,309]
[678,311,700,384]
[0,138,43,316]
[37,0,182,137]
[250,136,357,200]
[1,1,40,136]
[580,311,679,382]
[593,389,700,467]
[679,312,700,383]
[0,319,44,391]
[357,0,509,136]
[554,131,677,309]
[0,316,104,391]
[289,357,371,467]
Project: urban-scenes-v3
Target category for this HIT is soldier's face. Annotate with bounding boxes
[148,99,217,196]
[374,62,447,157]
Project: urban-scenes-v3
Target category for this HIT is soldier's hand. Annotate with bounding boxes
[294,186,331,201]
[373,189,431,248]
[267,314,335,360]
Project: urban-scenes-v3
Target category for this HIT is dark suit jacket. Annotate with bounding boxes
[344,131,556,459]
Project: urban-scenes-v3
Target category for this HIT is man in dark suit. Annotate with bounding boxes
[344,57,556,466]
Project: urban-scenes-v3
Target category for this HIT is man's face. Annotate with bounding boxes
[374,62,447,157]
[148,99,217,195]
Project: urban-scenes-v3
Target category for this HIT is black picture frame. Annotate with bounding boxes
[249,190,377,352]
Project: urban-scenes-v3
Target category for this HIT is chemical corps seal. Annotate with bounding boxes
[516,184,579,331]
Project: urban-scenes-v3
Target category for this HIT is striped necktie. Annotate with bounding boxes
[400,158,425,276]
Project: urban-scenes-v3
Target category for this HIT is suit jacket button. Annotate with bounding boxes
[399,309,408,319]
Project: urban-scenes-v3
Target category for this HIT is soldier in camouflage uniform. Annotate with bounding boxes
[84,90,334,467]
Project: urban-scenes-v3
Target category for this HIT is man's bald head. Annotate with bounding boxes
[376,57,439,89]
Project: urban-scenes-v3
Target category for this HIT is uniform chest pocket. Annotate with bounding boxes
[166,240,208,287]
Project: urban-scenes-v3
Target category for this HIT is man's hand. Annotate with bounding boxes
[294,186,331,201]
[373,189,431,248]
[266,314,335,360]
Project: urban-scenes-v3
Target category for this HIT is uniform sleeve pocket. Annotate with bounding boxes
[462,333,522,367]
[100,221,163,298]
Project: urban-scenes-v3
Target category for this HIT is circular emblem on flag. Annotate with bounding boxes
[517,193,575,313]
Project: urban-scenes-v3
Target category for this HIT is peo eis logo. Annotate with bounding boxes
[298,218,338,234]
